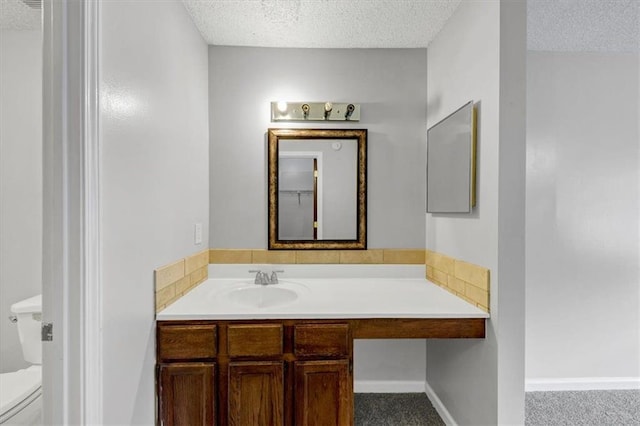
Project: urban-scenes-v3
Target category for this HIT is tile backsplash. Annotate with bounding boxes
[425,250,490,312]
[155,248,489,314]
[154,249,209,312]
[209,249,425,265]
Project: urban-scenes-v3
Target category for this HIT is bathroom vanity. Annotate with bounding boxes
[156,274,488,425]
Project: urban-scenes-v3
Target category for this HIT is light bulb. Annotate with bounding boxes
[277,101,288,113]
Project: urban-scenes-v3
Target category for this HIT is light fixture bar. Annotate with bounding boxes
[271,102,361,122]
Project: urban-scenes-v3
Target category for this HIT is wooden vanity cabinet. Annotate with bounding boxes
[292,323,352,425]
[157,320,354,426]
[158,363,216,426]
[294,360,351,426]
[157,323,218,426]
[157,318,486,425]
[227,361,284,425]
[223,323,286,425]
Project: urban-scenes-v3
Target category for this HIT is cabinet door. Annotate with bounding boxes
[158,363,215,426]
[294,360,352,426]
[228,361,284,426]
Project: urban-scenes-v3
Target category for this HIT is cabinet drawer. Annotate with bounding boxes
[294,324,350,357]
[227,324,283,357]
[158,324,217,361]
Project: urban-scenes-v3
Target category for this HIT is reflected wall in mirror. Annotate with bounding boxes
[268,128,367,250]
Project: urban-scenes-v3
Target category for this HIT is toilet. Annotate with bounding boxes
[0,295,42,426]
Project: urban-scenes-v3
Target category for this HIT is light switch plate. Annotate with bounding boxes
[194,223,203,245]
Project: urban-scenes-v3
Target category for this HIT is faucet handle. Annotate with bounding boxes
[270,270,284,284]
[248,269,265,284]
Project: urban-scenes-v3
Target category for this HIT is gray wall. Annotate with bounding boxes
[426,1,526,424]
[526,51,640,382]
[208,46,427,249]
[0,29,42,373]
[99,1,209,424]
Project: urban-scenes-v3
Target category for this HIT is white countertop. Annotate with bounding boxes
[157,275,489,321]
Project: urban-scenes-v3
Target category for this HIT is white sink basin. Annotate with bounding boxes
[226,286,298,308]
[214,281,308,308]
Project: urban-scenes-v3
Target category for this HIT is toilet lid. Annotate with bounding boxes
[0,365,41,416]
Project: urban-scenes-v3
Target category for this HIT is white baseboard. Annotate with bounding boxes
[424,380,457,426]
[354,380,426,393]
[525,377,640,392]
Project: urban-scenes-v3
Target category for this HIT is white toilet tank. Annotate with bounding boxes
[10,295,42,365]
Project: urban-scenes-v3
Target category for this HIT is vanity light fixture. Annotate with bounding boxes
[271,101,360,121]
[324,102,333,119]
[277,101,288,113]
[301,103,310,118]
[345,104,355,119]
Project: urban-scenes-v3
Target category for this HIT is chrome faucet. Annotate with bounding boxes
[249,269,284,285]
[270,270,284,284]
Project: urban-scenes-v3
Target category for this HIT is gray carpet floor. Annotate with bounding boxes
[526,390,640,426]
[355,393,445,426]
[355,391,640,425]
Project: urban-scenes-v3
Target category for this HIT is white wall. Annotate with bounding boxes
[526,52,640,384]
[425,1,526,424]
[0,30,42,373]
[99,1,209,424]
[208,46,427,249]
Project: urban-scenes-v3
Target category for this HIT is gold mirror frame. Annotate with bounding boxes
[268,128,367,250]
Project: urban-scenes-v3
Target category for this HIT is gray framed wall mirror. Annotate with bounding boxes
[426,101,477,213]
[268,128,367,250]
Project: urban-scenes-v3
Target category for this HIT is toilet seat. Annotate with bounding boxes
[0,366,42,425]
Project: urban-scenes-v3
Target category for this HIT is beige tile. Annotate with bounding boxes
[185,250,209,274]
[252,250,296,264]
[448,276,466,294]
[465,283,489,308]
[181,270,205,297]
[430,268,449,287]
[426,267,435,281]
[155,304,165,313]
[425,250,454,274]
[209,249,253,264]
[155,284,176,308]
[454,260,489,291]
[192,277,206,290]
[175,276,192,295]
[339,250,384,264]
[460,294,476,306]
[441,286,457,298]
[424,250,434,268]
[155,259,185,291]
[383,249,425,264]
[190,266,208,286]
[296,251,340,264]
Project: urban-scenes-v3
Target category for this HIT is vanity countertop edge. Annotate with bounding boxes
[156,277,489,321]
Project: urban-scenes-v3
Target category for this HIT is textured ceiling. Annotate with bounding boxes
[184,0,639,51]
[0,0,40,30]
[182,0,462,48]
[1,0,637,52]
[528,0,640,52]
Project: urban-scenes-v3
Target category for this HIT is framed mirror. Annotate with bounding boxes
[426,101,477,213]
[268,128,367,250]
